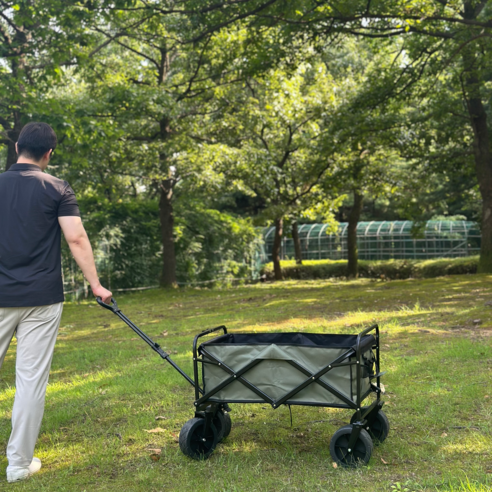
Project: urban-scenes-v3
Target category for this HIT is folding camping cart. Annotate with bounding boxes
[97,297,389,467]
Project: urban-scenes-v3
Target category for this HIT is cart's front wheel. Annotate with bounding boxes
[213,410,232,443]
[179,418,218,460]
[330,425,373,468]
[350,408,390,445]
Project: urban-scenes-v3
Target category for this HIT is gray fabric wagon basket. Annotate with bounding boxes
[199,332,375,407]
[97,296,388,467]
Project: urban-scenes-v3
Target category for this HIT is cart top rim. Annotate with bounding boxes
[199,332,375,352]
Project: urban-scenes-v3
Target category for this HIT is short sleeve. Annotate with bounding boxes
[57,183,80,217]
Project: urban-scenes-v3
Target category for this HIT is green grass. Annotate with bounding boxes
[1,275,491,491]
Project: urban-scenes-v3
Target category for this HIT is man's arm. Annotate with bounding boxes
[58,216,112,303]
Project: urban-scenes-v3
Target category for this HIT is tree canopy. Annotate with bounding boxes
[0,0,488,289]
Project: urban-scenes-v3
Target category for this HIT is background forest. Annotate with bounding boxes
[0,0,489,291]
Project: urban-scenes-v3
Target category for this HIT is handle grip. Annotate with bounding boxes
[96,296,120,313]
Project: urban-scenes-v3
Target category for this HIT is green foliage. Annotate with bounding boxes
[1,0,488,287]
[188,0,490,267]
[61,196,260,293]
[262,256,478,281]
[204,59,337,221]
[0,0,110,167]
[175,199,261,285]
[91,200,162,290]
[60,199,161,294]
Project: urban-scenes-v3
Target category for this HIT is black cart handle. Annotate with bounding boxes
[96,297,120,313]
[95,296,198,391]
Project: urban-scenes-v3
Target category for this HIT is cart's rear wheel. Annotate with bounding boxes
[212,410,232,443]
[350,408,390,444]
[330,425,373,468]
[222,411,232,439]
[179,418,218,460]
[213,411,225,442]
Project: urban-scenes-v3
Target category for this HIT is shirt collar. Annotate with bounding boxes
[9,163,43,172]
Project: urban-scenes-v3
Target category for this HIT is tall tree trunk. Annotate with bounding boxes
[5,101,22,171]
[292,221,303,265]
[347,191,363,278]
[6,135,19,170]
[159,180,178,288]
[5,43,25,171]
[157,107,178,287]
[461,45,492,272]
[272,217,284,281]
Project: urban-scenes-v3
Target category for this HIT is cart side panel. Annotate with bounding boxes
[202,344,372,406]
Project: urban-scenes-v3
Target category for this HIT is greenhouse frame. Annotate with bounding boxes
[261,220,481,263]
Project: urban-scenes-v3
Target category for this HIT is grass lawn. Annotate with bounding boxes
[1,275,491,491]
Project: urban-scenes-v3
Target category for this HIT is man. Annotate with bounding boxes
[0,122,112,483]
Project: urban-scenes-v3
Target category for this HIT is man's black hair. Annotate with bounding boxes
[17,122,57,161]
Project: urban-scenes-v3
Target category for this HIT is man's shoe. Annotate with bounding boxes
[6,457,41,483]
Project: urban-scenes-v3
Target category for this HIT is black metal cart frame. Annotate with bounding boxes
[192,323,386,454]
[97,297,388,466]
[194,324,382,408]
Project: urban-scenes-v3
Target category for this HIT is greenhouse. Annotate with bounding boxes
[261,220,481,263]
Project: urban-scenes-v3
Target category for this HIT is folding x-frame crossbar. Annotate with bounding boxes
[191,324,384,449]
[97,297,385,459]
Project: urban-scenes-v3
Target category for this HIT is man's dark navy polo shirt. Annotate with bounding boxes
[0,163,80,307]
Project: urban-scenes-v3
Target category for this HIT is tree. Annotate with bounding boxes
[386,59,479,226]
[0,0,120,169]
[68,6,244,287]
[0,1,240,287]
[293,38,407,278]
[185,0,492,272]
[198,59,340,280]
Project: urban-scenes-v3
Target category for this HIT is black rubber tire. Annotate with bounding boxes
[329,425,374,468]
[222,412,232,439]
[212,410,232,443]
[179,418,218,460]
[350,408,390,445]
[213,411,226,442]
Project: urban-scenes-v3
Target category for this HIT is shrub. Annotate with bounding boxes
[261,256,479,281]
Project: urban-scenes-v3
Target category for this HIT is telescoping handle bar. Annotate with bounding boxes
[96,297,198,390]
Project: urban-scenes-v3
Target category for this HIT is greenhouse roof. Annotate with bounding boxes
[263,220,479,239]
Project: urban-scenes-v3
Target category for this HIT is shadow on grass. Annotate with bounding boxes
[0,276,491,490]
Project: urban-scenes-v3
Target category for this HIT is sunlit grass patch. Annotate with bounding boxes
[0,275,491,490]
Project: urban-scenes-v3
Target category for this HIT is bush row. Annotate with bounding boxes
[261,256,479,281]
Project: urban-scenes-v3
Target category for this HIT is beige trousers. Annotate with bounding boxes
[0,302,63,466]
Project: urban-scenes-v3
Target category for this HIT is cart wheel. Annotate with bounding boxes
[222,411,232,439]
[350,408,390,445]
[212,410,232,443]
[179,418,218,460]
[213,411,225,442]
[330,425,373,468]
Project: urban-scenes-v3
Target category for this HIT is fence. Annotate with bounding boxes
[61,237,160,300]
[61,220,481,297]
[261,220,481,263]
[61,237,262,299]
